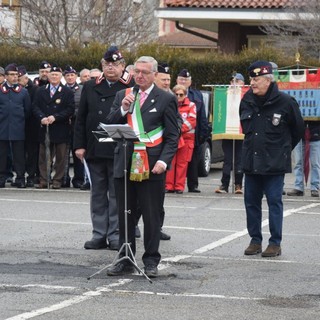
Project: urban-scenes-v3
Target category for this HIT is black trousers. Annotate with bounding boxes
[25,139,39,180]
[0,140,25,181]
[187,145,199,190]
[221,139,243,187]
[114,177,163,267]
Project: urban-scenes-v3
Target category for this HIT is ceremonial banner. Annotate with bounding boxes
[212,86,248,140]
[278,81,320,120]
[211,68,320,139]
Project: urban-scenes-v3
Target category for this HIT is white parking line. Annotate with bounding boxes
[2,203,319,319]
[4,279,132,320]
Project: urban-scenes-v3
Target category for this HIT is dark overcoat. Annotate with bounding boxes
[73,75,134,160]
[0,82,31,140]
[32,83,75,143]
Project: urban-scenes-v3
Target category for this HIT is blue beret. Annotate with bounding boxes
[17,65,27,77]
[64,65,77,74]
[158,63,170,74]
[103,46,123,62]
[5,63,18,73]
[248,61,273,77]
[178,69,191,78]
[50,63,62,73]
[39,61,51,69]
[230,72,244,82]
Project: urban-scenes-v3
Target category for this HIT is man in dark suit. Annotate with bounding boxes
[73,46,134,250]
[33,64,75,189]
[106,56,179,278]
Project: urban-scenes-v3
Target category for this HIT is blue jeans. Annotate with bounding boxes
[244,174,284,246]
[293,140,320,191]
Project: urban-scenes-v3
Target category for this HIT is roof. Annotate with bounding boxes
[158,28,217,48]
[164,0,299,8]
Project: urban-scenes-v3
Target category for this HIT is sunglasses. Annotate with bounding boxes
[175,93,185,97]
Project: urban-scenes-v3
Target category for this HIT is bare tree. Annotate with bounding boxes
[261,0,320,61]
[18,0,159,50]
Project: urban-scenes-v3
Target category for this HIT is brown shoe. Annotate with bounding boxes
[244,243,262,255]
[234,185,243,194]
[261,245,281,257]
[52,183,61,189]
[36,182,48,189]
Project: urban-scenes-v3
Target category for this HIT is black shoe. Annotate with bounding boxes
[6,176,13,183]
[80,182,90,190]
[108,241,119,251]
[107,262,135,276]
[84,238,107,249]
[282,190,286,195]
[15,179,26,188]
[26,180,34,188]
[135,225,141,238]
[72,180,83,188]
[0,180,5,188]
[175,190,183,194]
[165,189,174,193]
[188,188,201,193]
[160,231,171,241]
[61,180,70,188]
[144,265,158,278]
[287,189,304,196]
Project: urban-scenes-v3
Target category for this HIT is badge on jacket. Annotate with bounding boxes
[272,113,281,126]
[56,99,61,104]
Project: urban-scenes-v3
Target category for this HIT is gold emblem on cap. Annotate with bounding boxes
[253,68,261,75]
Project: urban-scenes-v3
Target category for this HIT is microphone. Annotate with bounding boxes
[128,84,140,114]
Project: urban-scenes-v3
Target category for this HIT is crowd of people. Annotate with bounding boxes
[0,49,317,276]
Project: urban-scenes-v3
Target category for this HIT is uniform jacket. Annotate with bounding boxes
[187,87,208,146]
[33,77,49,87]
[32,83,75,143]
[73,74,134,160]
[240,82,304,175]
[25,79,39,140]
[106,85,180,180]
[0,82,31,140]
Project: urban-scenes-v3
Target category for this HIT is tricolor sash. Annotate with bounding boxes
[125,88,164,181]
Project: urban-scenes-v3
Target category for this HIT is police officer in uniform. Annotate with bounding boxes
[33,61,51,87]
[62,65,84,188]
[0,64,31,188]
[176,69,208,193]
[18,65,39,187]
[33,64,75,189]
[74,46,134,250]
[240,61,304,257]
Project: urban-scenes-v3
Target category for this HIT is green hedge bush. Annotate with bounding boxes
[1,41,319,89]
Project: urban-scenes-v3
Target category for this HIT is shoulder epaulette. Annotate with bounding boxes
[119,70,133,85]
[96,74,105,85]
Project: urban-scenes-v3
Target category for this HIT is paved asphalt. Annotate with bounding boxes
[0,166,319,320]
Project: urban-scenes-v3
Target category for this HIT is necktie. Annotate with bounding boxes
[50,86,56,97]
[140,91,147,106]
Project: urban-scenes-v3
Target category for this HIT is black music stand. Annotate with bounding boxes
[88,124,152,283]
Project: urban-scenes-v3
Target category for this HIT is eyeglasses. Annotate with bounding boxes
[102,61,122,68]
[175,93,185,97]
[133,69,154,76]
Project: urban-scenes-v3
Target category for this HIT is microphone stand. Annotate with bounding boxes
[87,127,152,283]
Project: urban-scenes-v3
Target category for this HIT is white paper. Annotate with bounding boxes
[83,158,91,186]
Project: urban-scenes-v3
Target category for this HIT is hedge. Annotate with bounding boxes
[1,41,319,90]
